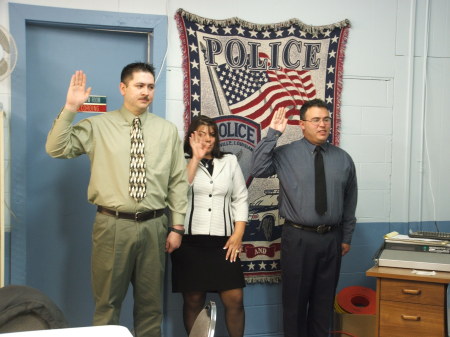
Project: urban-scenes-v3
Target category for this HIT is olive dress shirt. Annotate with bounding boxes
[46,106,188,224]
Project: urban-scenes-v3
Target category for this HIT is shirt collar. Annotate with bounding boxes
[302,137,329,153]
[119,106,148,125]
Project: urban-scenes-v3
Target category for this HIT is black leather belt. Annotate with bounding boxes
[286,220,336,234]
[97,206,164,222]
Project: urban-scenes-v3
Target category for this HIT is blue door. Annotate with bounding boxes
[10,4,167,328]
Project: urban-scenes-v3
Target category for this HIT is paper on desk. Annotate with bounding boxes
[412,269,436,276]
[385,234,449,245]
[384,231,399,239]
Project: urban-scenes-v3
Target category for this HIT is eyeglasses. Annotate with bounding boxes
[301,117,332,126]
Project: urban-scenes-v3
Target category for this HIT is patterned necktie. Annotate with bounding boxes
[129,117,146,202]
[314,146,327,215]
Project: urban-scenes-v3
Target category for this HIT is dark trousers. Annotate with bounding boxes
[281,224,342,337]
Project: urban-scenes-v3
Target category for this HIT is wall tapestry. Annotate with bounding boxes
[176,8,350,283]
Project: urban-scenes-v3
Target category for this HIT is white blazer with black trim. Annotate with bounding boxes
[184,154,248,236]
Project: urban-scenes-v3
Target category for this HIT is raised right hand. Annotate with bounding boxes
[269,107,288,133]
[64,70,92,112]
[189,131,208,161]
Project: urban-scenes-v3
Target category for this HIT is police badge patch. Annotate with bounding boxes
[215,115,260,186]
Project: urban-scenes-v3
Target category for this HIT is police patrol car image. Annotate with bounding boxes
[246,189,285,241]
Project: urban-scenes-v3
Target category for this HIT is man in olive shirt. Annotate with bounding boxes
[250,99,357,337]
[46,63,188,337]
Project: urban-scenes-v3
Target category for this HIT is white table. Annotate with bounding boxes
[0,325,133,336]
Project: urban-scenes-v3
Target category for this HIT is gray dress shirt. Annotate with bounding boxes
[250,128,357,244]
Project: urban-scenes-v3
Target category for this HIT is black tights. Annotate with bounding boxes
[182,288,245,337]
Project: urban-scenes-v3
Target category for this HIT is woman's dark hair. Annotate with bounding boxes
[184,115,225,159]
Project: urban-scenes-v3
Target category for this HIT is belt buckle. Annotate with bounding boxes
[316,225,328,234]
[135,212,143,222]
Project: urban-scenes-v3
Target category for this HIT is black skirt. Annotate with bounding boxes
[171,235,245,292]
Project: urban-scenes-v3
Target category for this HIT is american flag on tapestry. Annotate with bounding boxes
[217,57,316,129]
[176,8,350,283]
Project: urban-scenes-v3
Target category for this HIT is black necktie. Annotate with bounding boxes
[315,146,327,215]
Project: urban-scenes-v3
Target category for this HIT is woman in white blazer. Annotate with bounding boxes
[171,115,248,337]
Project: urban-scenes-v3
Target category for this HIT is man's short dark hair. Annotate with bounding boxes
[299,99,328,120]
[121,62,155,84]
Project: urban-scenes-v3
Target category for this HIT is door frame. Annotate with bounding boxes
[8,3,168,284]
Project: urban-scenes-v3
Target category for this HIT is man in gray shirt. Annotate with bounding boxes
[250,99,357,337]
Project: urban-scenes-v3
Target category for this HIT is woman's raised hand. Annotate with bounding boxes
[189,131,208,160]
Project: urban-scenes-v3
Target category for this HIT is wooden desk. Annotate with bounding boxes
[366,266,450,337]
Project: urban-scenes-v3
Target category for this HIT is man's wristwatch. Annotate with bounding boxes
[169,227,185,236]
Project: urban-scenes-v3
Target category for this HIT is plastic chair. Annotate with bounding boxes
[189,301,216,337]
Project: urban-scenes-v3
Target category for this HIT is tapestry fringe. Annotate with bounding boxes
[176,8,350,34]
[245,276,281,284]
[175,11,193,133]
[333,26,350,147]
